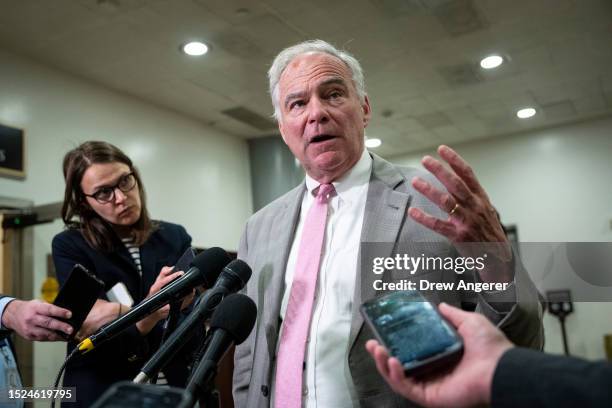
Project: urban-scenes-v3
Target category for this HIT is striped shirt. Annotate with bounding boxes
[121,236,168,385]
[121,237,142,276]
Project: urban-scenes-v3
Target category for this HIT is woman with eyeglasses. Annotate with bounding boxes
[52,141,195,407]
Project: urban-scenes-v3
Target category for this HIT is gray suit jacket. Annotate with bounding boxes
[233,153,543,408]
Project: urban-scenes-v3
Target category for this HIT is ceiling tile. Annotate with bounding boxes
[541,100,577,120]
[415,112,453,129]
[573,94,607,115]
[1,0,611,158]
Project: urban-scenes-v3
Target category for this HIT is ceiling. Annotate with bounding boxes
[1,0,611,157]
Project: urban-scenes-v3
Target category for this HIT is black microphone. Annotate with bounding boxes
[179,293,257,408]
[133,259,252,383]
[77,247,231,354]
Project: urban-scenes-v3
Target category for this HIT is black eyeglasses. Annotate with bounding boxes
[83,172,137,204]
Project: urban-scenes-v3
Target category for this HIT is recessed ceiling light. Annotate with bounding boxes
[182,41,209,56]
[365,138,382,148]
[516,107,537,119]
[480,55,503,69]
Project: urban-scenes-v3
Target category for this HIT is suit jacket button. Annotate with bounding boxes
[261,385,269,397]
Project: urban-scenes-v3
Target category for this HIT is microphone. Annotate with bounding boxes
[133,259,252,383]
[178,293,257,408]
[77,247,231,354]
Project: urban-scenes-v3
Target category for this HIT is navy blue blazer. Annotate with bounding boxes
[52,221,192,408]
[492,347,612,408]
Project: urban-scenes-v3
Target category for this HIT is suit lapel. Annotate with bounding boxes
[348,154,412,348]
[262,184,305,357]
[109,236,139,276]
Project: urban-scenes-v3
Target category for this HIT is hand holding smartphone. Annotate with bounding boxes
[361,291,463,377]
[53,264,105,338]
[172,247,196,274]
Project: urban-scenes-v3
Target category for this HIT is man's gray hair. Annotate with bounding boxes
[268,39,367,121]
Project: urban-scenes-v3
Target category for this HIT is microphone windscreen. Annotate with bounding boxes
[210,293,257,345]
[223,259,252,288]
[191,247,231,287]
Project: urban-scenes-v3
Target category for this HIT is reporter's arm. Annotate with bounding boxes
[366,302,512,408]
[1,298,72,341]
[492,347,612,408]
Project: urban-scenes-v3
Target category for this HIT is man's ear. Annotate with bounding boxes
[362,95,372,128]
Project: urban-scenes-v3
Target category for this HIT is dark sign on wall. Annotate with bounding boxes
[0,123,25,179]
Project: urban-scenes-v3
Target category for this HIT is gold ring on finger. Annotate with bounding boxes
[449,203,460,215]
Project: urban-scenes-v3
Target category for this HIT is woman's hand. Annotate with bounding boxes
[76,299,124,342]
[135,266,183,335]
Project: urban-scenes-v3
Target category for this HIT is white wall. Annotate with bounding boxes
[390,117,612,360]
[0,49,253,391]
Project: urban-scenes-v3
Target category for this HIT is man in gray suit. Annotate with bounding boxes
[233,39,543,408]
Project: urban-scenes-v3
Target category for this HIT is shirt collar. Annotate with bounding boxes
[305,148,372,202]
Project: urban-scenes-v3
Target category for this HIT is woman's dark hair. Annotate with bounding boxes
[61,141,156,251]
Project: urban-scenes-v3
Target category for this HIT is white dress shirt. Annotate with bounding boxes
[273,149,372,408]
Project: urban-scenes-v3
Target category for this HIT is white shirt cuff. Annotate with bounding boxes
[0,297,16,331]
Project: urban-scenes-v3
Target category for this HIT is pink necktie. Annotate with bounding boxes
[274,183,335,408]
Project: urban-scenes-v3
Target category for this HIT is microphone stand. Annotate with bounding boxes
[545,289,573,356]
[559,313,570,356]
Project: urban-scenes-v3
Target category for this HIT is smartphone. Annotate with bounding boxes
[172,247,196,274]
[53,264,105,337]
[361,291,463,377]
